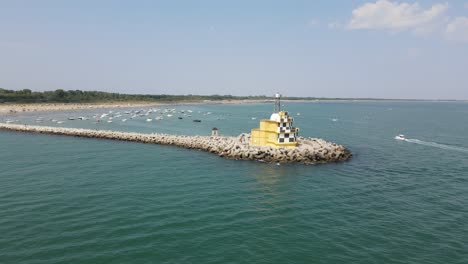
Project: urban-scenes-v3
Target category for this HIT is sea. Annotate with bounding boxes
[1,101,467,264]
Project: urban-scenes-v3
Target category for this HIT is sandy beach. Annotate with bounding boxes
[0,100,270,114]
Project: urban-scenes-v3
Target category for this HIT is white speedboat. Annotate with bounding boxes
[395,134,406,140]
[146,118,152,122]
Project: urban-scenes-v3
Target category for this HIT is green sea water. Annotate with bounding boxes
[1,101,468,264]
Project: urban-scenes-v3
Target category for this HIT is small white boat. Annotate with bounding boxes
[251,117,257,120]
[107,120,113,123]
[297,113,301,116]
[121,119,127,122]
[331,118,338,122]
[395,134,406,141]
[5,120,14,124]
[167,114,173,117]
[146,118,152,122]
[57,121,64,124]
[155,116,163,120]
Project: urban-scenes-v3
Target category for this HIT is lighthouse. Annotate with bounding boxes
[250,93,299,148]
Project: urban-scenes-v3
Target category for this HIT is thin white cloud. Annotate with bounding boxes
[347,0,448,31]
[334,0,468,44]
[446,17,468,42]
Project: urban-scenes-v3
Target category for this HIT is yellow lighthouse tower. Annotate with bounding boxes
[250,93,299,148]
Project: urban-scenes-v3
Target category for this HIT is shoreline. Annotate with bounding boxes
[2,99,466,115]
[0,100,270,114]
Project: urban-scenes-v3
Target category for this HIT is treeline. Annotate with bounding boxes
[0,88,277,103]
[0,88,391,103]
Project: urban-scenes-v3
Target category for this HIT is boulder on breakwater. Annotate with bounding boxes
[0,123,352,165]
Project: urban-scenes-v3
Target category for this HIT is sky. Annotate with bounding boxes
[1,0,468,99]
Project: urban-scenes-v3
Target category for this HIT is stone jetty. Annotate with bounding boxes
[0,123,352,165]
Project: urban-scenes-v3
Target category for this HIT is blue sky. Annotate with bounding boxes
[1,0,468,99]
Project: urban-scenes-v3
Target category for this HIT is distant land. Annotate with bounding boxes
[0,88,465,104]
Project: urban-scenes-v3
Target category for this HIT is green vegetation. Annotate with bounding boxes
[0,88,272,103]
[0,88,330,104]
[0,88,411,104]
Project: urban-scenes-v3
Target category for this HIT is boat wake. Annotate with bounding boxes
[403,138,468,153]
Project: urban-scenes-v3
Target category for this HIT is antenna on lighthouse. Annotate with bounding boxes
[274,93,281,113]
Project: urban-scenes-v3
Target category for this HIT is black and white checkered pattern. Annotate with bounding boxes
[278,132,297,143]
[273,112,298,144]
[279,117,294,123]
[278,127,292,133]
[278,127,298,133]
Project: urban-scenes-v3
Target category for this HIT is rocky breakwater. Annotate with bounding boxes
[0,123,352,165]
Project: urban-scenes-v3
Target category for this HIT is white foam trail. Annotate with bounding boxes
[404,139,468,153]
